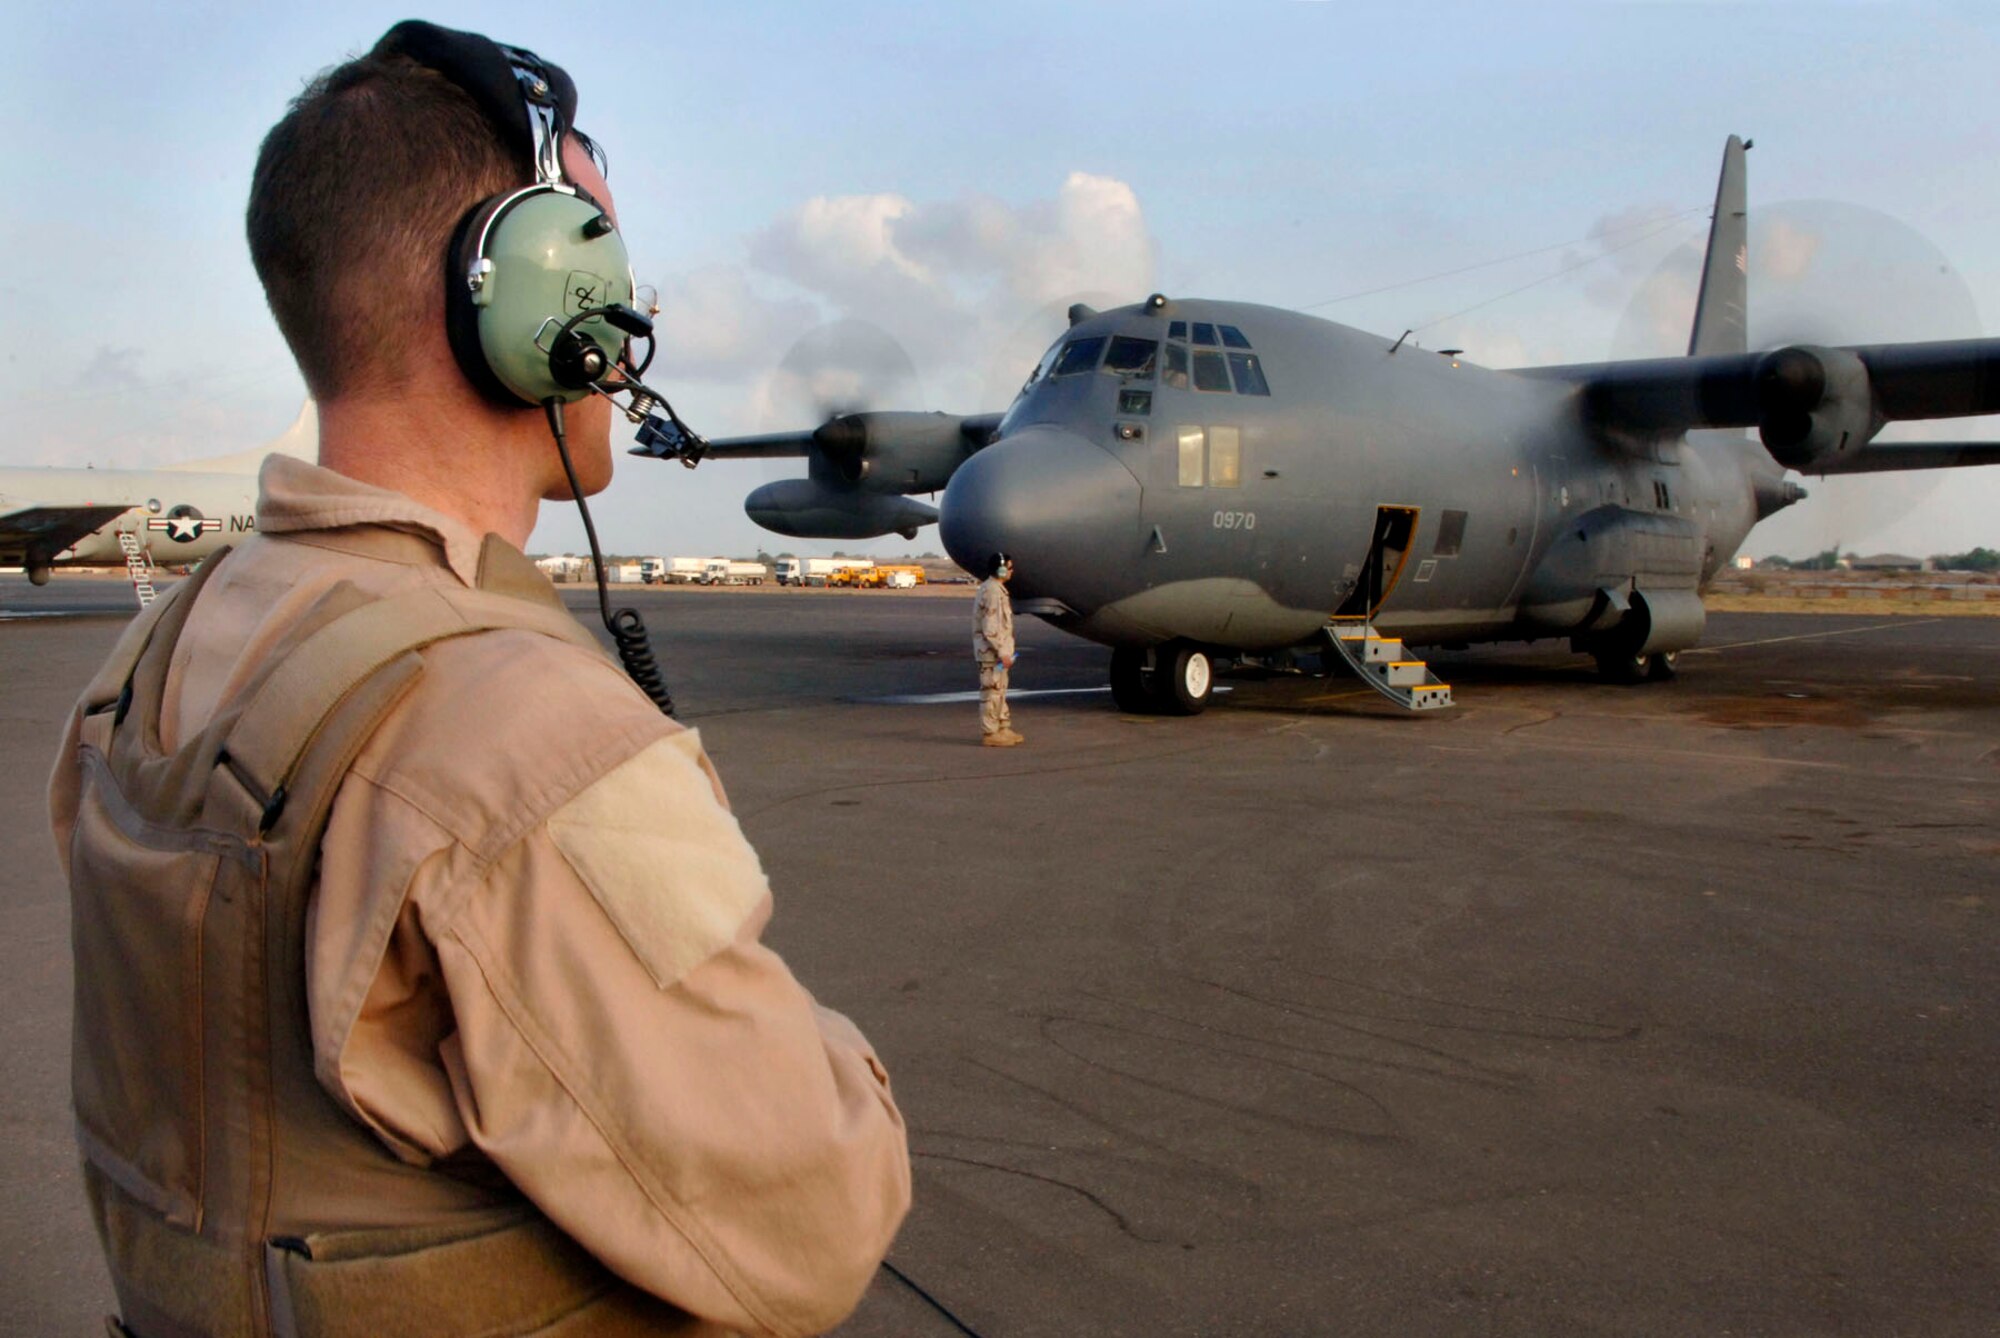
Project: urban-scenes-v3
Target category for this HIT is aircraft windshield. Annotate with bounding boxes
[1017,336,1064,396]
[1103,336,1158,379]
[1052,337,1108,376]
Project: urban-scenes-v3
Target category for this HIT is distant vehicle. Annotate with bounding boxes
[654,556,713,584]
[701,559,768,586]
[787,557,875,587]
[638,556,667,583]
[873,564,926,589]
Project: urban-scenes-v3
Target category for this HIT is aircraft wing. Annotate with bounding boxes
[645,412,1008,462]
[667,430,820,459]
[1800,441,2000,475]
[1518,336,2000,473]
[0,503,134,557]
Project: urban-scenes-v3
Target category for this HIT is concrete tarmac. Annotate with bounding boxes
[4,577,1995,1336]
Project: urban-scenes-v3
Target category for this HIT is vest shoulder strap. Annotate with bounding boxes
[78,547,233,718]
[218,583,603,820]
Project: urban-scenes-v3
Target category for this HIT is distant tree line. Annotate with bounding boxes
[1758,547,1999,573]
[1936,547,2000,572]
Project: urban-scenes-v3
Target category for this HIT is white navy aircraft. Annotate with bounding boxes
[650,138,1998,713]
[0,403,317,602]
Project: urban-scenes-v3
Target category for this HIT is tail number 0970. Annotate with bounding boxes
[1213,510,1256,530]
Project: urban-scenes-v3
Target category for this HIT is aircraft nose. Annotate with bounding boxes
[940,428,1142,605]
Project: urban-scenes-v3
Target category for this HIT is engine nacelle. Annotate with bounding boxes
[1756,345,1881,472]
[744,478,940,540]
[812,411,984,493]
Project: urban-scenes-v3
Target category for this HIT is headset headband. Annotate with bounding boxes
[498,43,566,186]
[371,20,579,185]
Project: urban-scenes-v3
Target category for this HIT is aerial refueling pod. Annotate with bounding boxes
[743,478,940,540]
[1755,345,1880,471]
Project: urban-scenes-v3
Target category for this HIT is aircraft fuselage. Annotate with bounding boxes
[0,469,259,577]
[941,299,1778,658]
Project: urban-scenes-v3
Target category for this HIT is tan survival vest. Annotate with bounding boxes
[66,541,699,1338]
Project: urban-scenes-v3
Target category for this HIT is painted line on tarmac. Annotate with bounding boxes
[1684,618,1940,655]
[865,685,1233,705]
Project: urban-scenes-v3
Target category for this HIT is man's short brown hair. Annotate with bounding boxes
[246,53,520,399]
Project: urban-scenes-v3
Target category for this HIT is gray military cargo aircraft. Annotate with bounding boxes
[635,139,2000,713]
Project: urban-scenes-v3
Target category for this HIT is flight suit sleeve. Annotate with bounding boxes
[420,730,910,1338]
[973,581,1014,663]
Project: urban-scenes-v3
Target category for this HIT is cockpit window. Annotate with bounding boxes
[1192,350,1231,392]
[1103,336,1158,379]
[1168,320,1188,340]
[1191,322,1220,347]
[1219,324,1252,349]
[1018,337,1064,395]
[1052,336,1107,376]
[1163,342,1190,390]
[1227,352,1270,396]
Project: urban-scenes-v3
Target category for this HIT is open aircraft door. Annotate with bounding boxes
[1324,504,1454,711]
[1335,504,1420,620]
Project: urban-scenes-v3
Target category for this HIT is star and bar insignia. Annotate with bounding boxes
[147,511,222,543]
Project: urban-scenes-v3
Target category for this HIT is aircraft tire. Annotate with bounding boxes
[1109,648,1153,713]
[27,564,51,587]
[1594,647,1679,684]
[1155,644,1213,715]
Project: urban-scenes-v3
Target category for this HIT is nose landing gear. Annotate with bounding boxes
[1109,642,1215,715]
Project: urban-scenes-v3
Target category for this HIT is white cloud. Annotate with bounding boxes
[1761,217,1821,283]
[645,172,1159,437]
[651,266,817,383]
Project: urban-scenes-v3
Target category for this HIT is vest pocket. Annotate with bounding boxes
[70,762,249,1229]
[264,1210,692,1336]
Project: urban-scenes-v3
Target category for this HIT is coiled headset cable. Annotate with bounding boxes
[544,398,675,717]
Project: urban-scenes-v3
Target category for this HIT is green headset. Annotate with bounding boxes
[375,21,639,408]
[372,22,679,719]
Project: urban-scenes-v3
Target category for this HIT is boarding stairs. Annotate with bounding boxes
[117,531,157,607]
[1324,617,1452,711]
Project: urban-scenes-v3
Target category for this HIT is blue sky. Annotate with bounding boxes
[7,2,1998,560]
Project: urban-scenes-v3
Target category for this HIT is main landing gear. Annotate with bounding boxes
[1591,647,1678,684]
[1109,642,1215,715]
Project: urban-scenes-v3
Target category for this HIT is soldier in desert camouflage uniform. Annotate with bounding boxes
[973,552,1022,746]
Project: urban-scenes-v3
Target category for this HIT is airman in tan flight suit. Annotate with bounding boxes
[974,552,1022,746]
[50,21,908,1338]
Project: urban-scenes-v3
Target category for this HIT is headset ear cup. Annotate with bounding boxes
[548,330,607,388]
[444,195,536,407]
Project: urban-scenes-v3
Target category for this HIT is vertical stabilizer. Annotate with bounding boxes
[166,400,320,473]
[1688,135,1749,357]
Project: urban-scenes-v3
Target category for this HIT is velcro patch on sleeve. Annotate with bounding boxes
[545,731,770,990]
